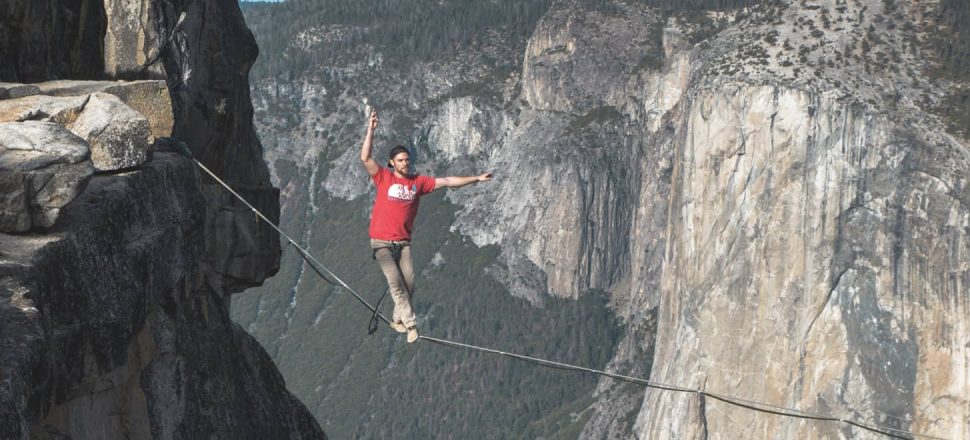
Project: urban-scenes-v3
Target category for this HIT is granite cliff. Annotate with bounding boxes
[238,0,968,438]
[0,0,324,438]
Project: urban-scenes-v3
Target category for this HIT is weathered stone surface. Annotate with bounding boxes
[0,87,167,172]
[25,162,96,229]
[35,80,127,96]
[0,83,40,100]
[521,1,664,114]
[0,172,31,231]
[0,155,325,440]
[0,121,89,166]
[100,81,173,139]
[636,83,970,440]
[103,0,163,79]
[0,121,94,232]
[68,93,152,171]
[0,95,89,125]
[36,80,174,138]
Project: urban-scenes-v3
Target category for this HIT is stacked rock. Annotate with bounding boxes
[0,80,172,233]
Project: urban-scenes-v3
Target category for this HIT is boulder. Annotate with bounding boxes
[0,83,40,100]
[37,80,173,138]
[100,81,173,139]
[68,93,152,172]
[0,121,90,166]
[0,121,93,232]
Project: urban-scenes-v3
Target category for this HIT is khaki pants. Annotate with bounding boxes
[370,239,416,328]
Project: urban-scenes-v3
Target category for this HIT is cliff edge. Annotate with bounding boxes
[0,0,324,438]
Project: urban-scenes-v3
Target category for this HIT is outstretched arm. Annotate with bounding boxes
[359,110,380,177]
[433,173,493,191]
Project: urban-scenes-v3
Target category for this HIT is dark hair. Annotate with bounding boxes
[387,145,409,168]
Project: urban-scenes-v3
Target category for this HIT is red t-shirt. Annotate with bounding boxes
[369,167,437,241]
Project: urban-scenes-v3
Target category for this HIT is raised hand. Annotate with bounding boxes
[368,109,379,131]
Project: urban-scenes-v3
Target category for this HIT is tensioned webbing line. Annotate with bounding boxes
[188,156,944,440]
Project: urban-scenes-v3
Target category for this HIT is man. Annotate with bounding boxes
[360,109,492,343]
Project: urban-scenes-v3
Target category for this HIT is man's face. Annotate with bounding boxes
[390,152,410,176]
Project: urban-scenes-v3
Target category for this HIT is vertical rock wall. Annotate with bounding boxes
[0,156,324,440]
[152,0,281,294]
[636,85,969,440]
[104,0,164,79]
[0,0,318,438]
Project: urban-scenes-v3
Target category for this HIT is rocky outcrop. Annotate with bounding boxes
[0,0,283,291]
[154,0,280,294]
[637,83,970,440]
[0,153,323,440]
[0,91,155,232]
[103,0,163,79]
[0,95,90,125]
[1,0,319,437]
[37,80,173,139]
[0,80,173,140]
[69,93,152,171]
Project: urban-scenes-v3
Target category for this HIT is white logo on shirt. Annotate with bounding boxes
[387,183,417,202]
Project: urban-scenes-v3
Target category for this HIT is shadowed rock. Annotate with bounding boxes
[0,0,106,82]
[0,83,40,100]
[0,155,325,440]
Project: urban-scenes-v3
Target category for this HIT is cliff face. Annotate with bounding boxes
[0,0,322,439]
[153,0,280,294]
[639,85,969,439]
[629,1,970,437]
[237,0,969,438]
[514,1,969,438]
[1,153,319,439]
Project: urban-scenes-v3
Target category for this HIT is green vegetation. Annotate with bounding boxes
[928,0,970,138]
[240,0,553,78]
[567,106,623,133]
